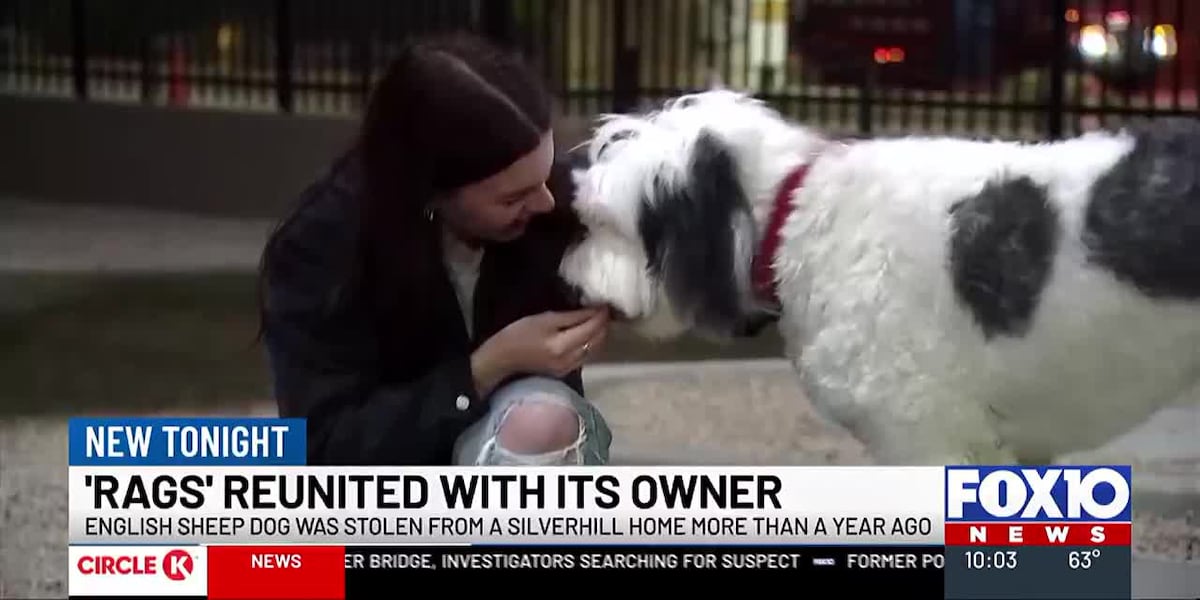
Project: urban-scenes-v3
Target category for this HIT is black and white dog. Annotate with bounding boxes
[559,88,1200,466]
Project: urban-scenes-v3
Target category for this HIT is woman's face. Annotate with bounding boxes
[438,132,557,244]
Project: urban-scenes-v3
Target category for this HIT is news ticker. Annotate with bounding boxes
[67,543,1132,599]
[66,417,1136,599]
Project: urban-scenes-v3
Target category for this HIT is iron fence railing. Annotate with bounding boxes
[1,0,1197,139]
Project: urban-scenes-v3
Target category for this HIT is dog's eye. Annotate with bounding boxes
[610,129,637,143]
[597,129,638,160]
[667,94,702,110]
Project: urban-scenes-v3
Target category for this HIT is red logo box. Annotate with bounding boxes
[207,545,345,600]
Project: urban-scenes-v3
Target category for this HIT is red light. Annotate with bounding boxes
[1106,10,1130,26]
[874,47,905,64]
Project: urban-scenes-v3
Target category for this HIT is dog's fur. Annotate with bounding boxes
[559,88,1200,466]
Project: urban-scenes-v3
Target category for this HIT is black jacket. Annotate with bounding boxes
[261,151,586,466]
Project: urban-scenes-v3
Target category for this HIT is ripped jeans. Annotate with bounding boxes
[452,376,612,465]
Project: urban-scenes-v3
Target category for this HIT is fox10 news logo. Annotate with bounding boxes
[944,466,1133,547]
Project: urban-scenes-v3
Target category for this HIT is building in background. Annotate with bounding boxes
[1,0,1195,138]
[789,0,1193,94]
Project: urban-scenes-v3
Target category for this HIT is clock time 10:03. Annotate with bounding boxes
[964,549,1018,570]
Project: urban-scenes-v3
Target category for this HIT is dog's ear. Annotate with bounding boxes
[638,128,756,336]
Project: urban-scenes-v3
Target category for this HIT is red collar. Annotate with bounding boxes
[750,161,816,308]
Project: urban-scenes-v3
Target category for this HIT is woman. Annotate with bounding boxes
[258,32,612,467]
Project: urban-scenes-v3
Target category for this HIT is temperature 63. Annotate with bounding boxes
[1068,549,1102,569]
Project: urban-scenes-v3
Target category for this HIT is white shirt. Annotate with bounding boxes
[441,228,485,339]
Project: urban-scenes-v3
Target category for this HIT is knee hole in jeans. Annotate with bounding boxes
[495,395,583,455]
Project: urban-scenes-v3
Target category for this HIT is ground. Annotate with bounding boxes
[1,199,1196,598]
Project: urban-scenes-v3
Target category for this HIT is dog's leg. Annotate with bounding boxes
[873,439,1021,467]
[1012,452,1055,467]
[843,389,1021,467]
[794,337,1022,467]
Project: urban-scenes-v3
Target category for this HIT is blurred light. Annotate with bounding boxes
[1106,10,1130,28]
[217,24,234,53]
[1151,24,1177,58]
[873,46,905,64]
[1065,8,1079,23]
[1079,24,1109,58]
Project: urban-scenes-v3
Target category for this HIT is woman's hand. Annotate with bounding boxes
[470,307,611,397]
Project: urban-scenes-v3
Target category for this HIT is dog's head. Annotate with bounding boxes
[559,89,821,340]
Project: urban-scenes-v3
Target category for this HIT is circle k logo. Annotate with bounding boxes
[162,549,194,581]
[76,549,195,581]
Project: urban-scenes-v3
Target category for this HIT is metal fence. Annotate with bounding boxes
[2,0,1197,139]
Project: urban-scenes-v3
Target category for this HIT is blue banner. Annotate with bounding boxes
[68,417,306,466]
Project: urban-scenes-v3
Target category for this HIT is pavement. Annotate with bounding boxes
[1,199,1197,597]
[0,198,273,273]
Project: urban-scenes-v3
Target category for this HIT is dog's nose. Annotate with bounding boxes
[558,279,584,306]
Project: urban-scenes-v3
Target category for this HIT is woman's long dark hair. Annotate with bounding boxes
[257,31,552,347]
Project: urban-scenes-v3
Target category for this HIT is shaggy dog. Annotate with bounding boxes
[558,88,1200,466]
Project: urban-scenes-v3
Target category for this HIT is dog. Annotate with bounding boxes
[558,88,1200,466]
